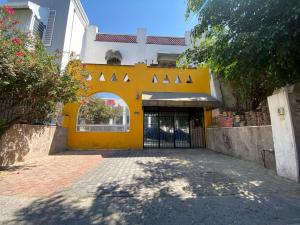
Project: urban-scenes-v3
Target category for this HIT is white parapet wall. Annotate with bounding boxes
[268,84,300,182]
[81,27,191,66]
[0,124,67,167]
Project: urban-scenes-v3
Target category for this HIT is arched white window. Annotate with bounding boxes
[77,93,130,132]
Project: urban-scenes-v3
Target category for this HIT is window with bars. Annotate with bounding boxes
[33,16,46,39]
[43,10,56,46]
[107,57,121,65]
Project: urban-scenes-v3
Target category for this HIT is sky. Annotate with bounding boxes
[0,0,197,37]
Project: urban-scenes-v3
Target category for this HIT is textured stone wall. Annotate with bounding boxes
[0,125,67,167]
[207,126,276,170]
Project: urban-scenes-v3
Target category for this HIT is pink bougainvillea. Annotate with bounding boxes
[3,4,14,15]
[0,4,87,134]
[12,37,22,45]
[16,52,24,57]
[16,59,23,64]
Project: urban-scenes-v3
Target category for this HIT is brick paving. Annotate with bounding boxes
[0,152,102,197]
[1,149,300,225]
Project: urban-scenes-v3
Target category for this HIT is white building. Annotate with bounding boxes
[6,0,89,69]
[82,27,191,67]
[6,0,193,68]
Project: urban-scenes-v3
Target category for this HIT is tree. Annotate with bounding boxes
[79,97,123,124]
[182,0,300,110]
[0,5,87,133]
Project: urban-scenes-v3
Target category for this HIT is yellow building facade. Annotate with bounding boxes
[63,63,218,150]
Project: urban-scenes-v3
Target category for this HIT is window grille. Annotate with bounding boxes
[33,16,46,39]
[43,10,56,46]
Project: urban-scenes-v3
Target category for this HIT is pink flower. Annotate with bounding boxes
[12,20,20,26]
[3,4,14,15]
[0,19,6,27]
[16,52,24,57]
[12,37,22,45]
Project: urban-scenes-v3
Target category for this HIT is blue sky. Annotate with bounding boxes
[0,0,197,36]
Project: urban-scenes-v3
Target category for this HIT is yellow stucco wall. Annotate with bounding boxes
[63,63,211,150]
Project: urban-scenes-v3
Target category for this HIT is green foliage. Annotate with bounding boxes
[80,97,123,124]
[183,0,300,109]
[0,5,87,131]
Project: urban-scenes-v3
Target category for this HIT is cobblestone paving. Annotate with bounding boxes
[1,149,300,225]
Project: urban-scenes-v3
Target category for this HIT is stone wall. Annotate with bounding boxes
[207,126,276,170]
[0,124,67,167]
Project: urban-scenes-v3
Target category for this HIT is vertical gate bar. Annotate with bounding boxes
[158,111,160,149]
[143,111,145,149]
[200,110,202,148]
[202,109,206,148]
[189,111,192,149]
[173,113,176,148]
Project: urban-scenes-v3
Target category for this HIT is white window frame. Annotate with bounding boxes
[76,93,131,133]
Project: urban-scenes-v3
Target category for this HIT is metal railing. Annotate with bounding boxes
[77,124,130,132]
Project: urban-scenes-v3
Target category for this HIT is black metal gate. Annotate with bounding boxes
[143,108,205,148]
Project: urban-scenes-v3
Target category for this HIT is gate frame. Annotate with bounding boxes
[143,107,205,149]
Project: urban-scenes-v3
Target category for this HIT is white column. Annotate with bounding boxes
[122,107,127,131]
[268,84,300,182]
[185,31,192,47]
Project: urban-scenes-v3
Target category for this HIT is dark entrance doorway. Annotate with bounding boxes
[143,108,205,148]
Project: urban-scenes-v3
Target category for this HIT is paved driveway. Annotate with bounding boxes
[1,149,300,225]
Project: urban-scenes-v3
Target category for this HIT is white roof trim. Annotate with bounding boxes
[6,1,49,25]
[7,0,89,27]
[72,0,89,26]
[6,1,32,9]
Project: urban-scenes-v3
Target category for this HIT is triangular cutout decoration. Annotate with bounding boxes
[86,74,92,81]
[175,75,181,84]
[123,74,130,82]
[110,73,117,82]
[186,75,193,83]
[152,74,158,83]
[98,73,105,81]
[163,75,170,84]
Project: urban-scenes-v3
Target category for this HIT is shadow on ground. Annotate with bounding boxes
[5,150,300,225]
